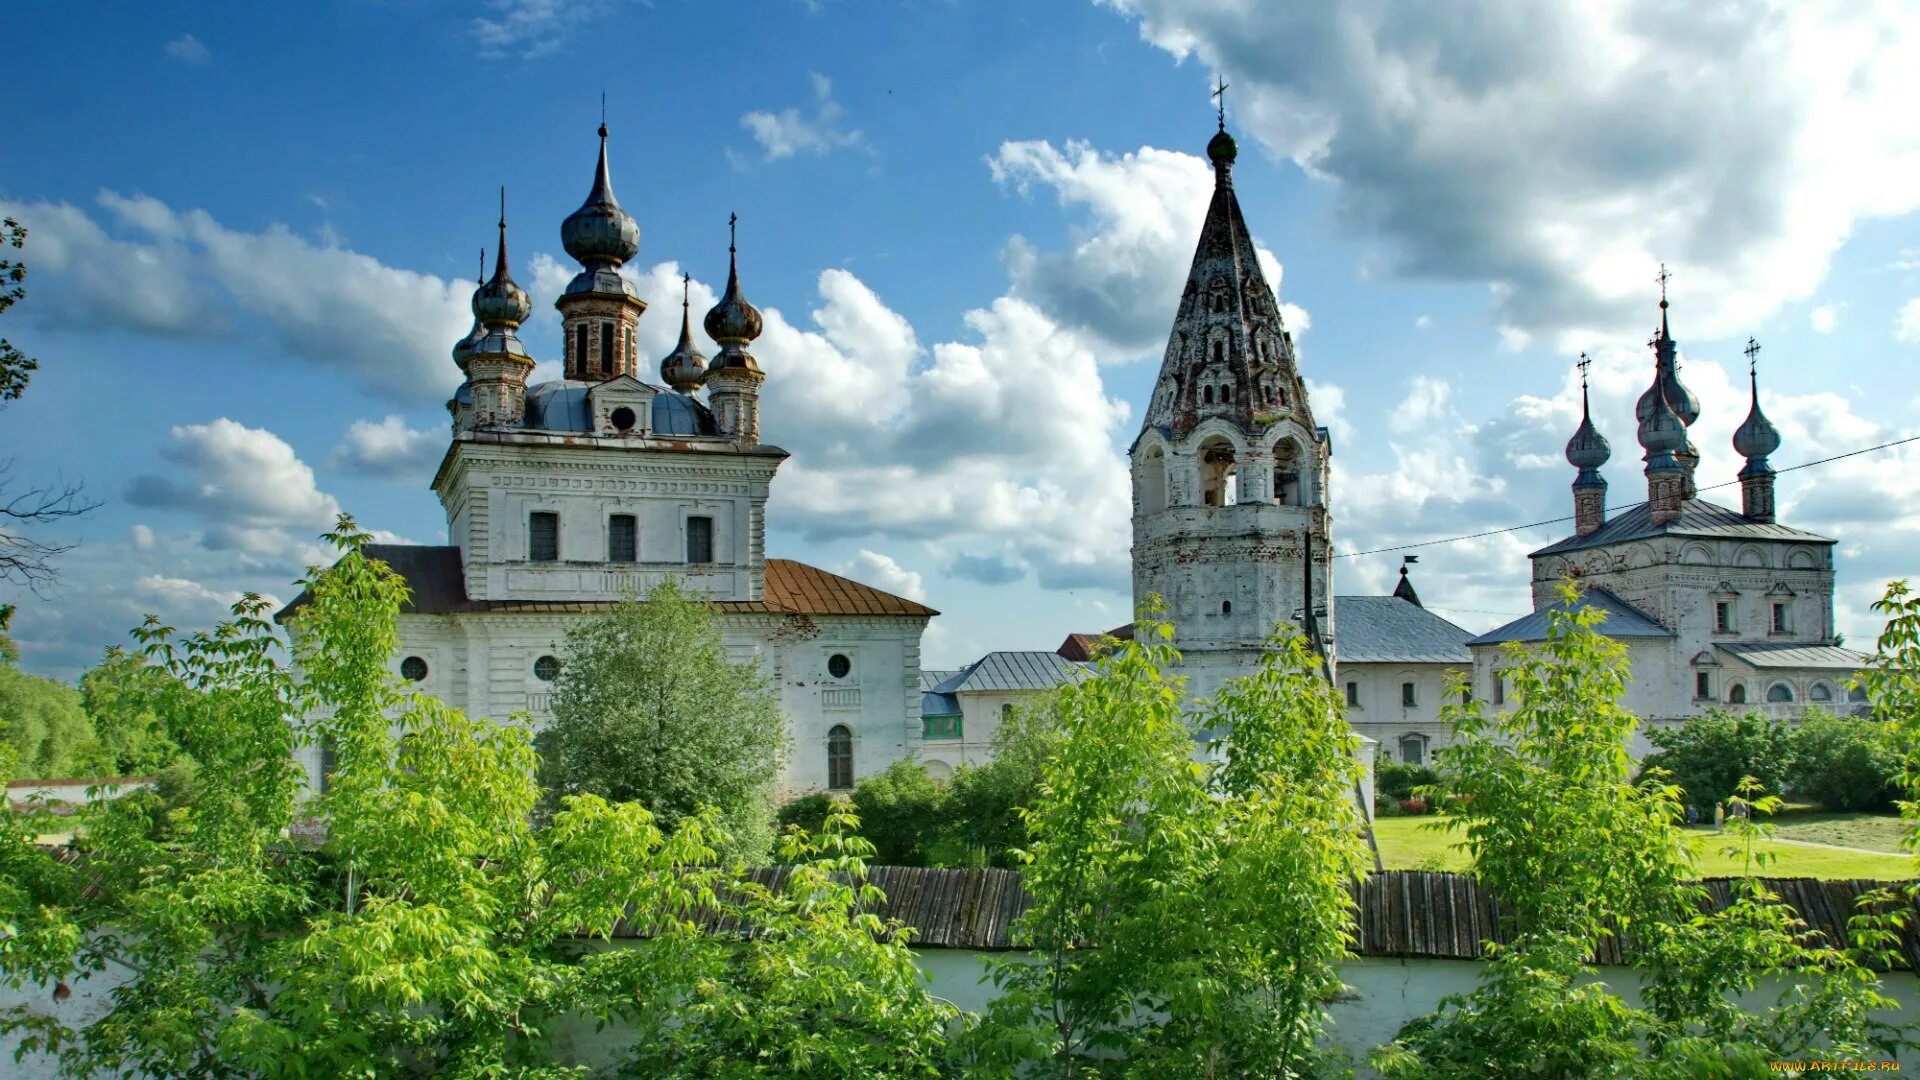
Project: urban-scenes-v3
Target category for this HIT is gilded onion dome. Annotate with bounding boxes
[704,217,764,353]
[1733,351,1781,463]
[560,123,640,270]
[1565,378,1611,475]
[661,274,708,392]
[473,198,531,328]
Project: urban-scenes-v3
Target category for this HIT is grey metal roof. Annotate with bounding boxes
[920,669,961,693]
[1717,642,1873,670]
[1468,587,1673,647]
[921,691,961,718]
[934,651,1089,694]
[1333,596,1473,664]
[1530,497,1833,558]
[522,380,718,436]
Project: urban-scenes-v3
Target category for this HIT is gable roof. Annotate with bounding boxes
[933,651,1089,694]
[274,545,938,622]
[1333,596,1473,664]
[1467,587,1673,647]
[920,669,962,693]
[1531,497,1833,558]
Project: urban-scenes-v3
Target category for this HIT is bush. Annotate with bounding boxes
[1377,755,1440,802]
[1639,709,1794,813]
[774,790,832,838]
[1788,710,1899,812]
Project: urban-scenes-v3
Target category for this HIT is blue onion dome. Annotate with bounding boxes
[560,124,640,270]
[704,220,764,352]
[1638,385,1686,462]
[1733,367,1781,460]
[661,275,708,391]
[473,204,532,328]
[1565,386,1611,471]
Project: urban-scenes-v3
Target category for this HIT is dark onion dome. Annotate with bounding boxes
[452,248,487,369]
[1565,382,1611,471]
[560,124,641,271]
[1638,384,1686,467]
[1207,125,1237,170]
[1635,299,1701,427]
[660,276,708,391]
[473,202,532,328]
[704,221,764,350]
[1733,366,1781,461]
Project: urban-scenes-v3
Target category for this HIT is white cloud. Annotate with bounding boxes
[163,34,210,66]
[1897,297,1920,344]
[742,73,866,161]
[1414,314,1432,330]
[471,0,621,59]
[1809,303,1840,333]
[126,418,342,554]
[1,192,470,402]
[840,550,926,602]
[991,139,1305,356]
[1102,1,1920,345]
[330,415,443,479]
[135,574,249,610]
[129,524,154,551]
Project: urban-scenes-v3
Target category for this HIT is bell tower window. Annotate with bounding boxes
[599,321,613,372]
[1212,340,1223,365]
[1199,438,1238,507]
[574,324,588,375]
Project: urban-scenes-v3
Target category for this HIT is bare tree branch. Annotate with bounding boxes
[0,459,102,598]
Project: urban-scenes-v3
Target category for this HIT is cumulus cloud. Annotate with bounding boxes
[163,34,210,66]
[0,192,470,402]
[742,74,866,161]
[839,550,926,602]
[129,524,154,551]
[1102,0,1920,345]
[127,418,342,554]
[991,139,1303,357]
[330,415,444,479]
[1809,303,1840,334]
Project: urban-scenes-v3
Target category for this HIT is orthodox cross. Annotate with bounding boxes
[1745,336,1761,375]
[498,186,506,229]
[681,271,691,309]
[1655,261,1672,301]
[1576,351,1592,388]
[478,248,485,285]
[600,90,606,126]
[1212,74,1229,128]
[729,211,738,254]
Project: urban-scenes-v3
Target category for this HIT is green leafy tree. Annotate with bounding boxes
[1865,580,1920,848]
[845,757,947,866]
[541,578,787,863]
[1639,708,1794,813]
[1,217,35,401]
[1,519,956,1076]
[0,631,93,776]
[1787,709,1899,812]
[76,647,182,775]
[1374,585,1902,1079]
[971,615,1365,1078]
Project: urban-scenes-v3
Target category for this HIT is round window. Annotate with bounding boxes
[400,656,429,682]
[828,653,852,679]
[534,655,561,682]
[610,406,637,431]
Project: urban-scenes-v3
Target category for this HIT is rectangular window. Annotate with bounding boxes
[608,514,636,562]
[1771,602,1789,634]
[1345,681,1360,708]
[575,324,588,372]
[529,511,559,562]
[922,715,963,740]
[1714,601,1734,633]
[1492,672,1505,706]
[1402,682,1417,708]
[686,516,713,564]
[599,321,613,371]
[1695,671,1712,699]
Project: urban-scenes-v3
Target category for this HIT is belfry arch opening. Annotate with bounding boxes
[1136,445,1168,515]
[1199,436,1239,507]
[1273,438,1306,506]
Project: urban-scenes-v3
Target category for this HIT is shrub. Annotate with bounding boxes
[1788,710,1899,812]
[1377,755,1440,802]
[1639,709,1793,813]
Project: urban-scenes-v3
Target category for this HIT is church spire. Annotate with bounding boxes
[1140,107,1302,439]
[1734,337,1781,523]
[1636,264,1701,497]
[1565,353,1610,536]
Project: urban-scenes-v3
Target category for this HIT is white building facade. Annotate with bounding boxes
[283,126,934,799]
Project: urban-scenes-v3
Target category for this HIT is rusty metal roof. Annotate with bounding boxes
[275,545,937,622]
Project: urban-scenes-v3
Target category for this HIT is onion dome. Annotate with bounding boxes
[473,193,531,328]
[704,215,764,349]
[660,274,708,391]
[1638,383,1685,469]
[1635,296,1701,428]
[560,123,640,270]
[452,248,488,369]
[1565,378,1611,473]
[1207,126,1237,171]
[1733,346,1781,462]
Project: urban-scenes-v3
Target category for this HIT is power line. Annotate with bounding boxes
[1333,433,1920,561]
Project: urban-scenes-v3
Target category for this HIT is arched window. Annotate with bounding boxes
[1766,683,1795,704]
[1198,437,1237,507]
[1212,340,1224,365]
[1204,385,1214,405]
[1272,439,1304,506]
[1848,684,1869,704]
[1809,683,1833,702]
[1221,600,1232,615]
[1136,446,1168,515]
[1398,733,1428,766]
[827,725,853,790]
[1728,683,1747,705]
[1221,385,1232,404]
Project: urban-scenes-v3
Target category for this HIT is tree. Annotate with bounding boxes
[971,615,1366,1078]
[76,647,182,775]
[1,518,956,1076]
[1787,709,1898,812]
[1,218,36,402]
[1639,709,1794,814]
[843,757,947,866]
[1374,585,1901,1079]
[0,630,93,776]
[540,578,787,863]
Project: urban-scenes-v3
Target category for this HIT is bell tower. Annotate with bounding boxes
[1130,110,1333,702]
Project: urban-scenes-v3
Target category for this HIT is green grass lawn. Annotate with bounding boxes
[1370,814,1917,880]
[1767,810,1910,854]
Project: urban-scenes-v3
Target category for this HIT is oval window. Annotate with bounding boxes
[828,653,852,679]
[610,406,637,432]
[400,656,429,682]
[534,655,561,682]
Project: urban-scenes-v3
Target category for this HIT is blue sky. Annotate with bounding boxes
[4,0,1919,680]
